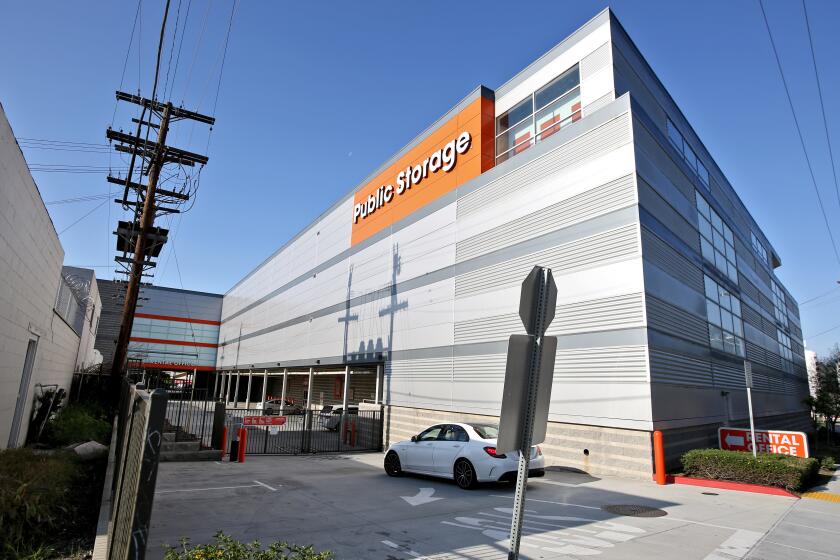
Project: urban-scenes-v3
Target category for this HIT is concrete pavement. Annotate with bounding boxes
[147,453,838,559]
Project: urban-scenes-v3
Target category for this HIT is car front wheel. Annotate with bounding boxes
[454,459,476,490]
[384,451,402,477]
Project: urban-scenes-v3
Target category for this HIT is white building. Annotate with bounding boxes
[216,10,809,477]
[0,102,101,448]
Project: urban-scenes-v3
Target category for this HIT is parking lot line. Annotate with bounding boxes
[782,521,840,535]
[382,539,425,559]
[762,540,838,558]
[253,480,278,491]
[155,484,263,494]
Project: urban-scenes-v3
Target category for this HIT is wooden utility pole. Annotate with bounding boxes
[110,103,172,380]
[107,95,214,385]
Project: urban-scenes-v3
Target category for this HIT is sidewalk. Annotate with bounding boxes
[801,468,840,503]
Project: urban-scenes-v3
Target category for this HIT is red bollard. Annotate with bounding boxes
[238,427,247,463]
[653,430,667,485]
[221,426,228,460]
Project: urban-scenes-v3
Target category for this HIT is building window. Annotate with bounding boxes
[667,118,709,187]
[777,329,794,373]
[496,65,581,164]
[751,232,769,266]
[771,281,789,328]
[705,275,745,357]
[696,191,738,283]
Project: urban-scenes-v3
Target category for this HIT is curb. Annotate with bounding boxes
[653,474,799,498]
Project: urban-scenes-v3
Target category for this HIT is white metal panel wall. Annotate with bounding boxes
[495,19,612,115]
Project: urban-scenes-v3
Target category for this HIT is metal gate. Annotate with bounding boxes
[224,408,383,455]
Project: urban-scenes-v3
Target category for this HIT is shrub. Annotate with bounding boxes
[0,448,78,557]
[44,403,111,446]
[819,455,836,470]
[164,532,332,560]
[681,449,819,491]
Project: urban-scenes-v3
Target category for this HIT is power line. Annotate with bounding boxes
[58,199,110,236]
[758,0,840,268]
[211,0,238,116]
[113,0,143,127]
[800,286,840,306]
[802,0,840,214]
[806,321,840,341]
[46,193,113,205]
[162,0,183,100]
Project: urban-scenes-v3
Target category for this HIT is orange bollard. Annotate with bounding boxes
[653,430,666,485]
[221,426,228,459]
[238,427,247,463]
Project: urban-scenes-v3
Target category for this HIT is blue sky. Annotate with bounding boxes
[1,1,839,355]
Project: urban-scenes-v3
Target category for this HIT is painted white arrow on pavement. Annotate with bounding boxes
[401,487,443,506]
[725,434,745,447]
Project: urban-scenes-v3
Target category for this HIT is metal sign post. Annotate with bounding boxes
[744,360,757,458]
[497,266,558,560]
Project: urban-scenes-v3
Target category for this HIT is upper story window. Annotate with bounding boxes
[667,118,709,187]
[705,274,745,357]
[751,231,769,266]
[777,329,793,362]
[495,65,581,164]
[696,191,738,284]
[771,281,789,329]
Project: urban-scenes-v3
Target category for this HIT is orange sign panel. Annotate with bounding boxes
[350,95,495,246]
[718,427,809,458]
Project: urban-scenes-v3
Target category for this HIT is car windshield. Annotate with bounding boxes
[469,424,499,439]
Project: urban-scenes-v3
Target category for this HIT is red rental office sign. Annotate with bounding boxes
[243,416,287,427]
[718,427,809,458]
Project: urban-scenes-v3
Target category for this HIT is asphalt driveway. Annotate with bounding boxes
[147,453,836,559]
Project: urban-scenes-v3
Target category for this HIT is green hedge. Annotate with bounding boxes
[164,532,332,560]
[681,449,819,491]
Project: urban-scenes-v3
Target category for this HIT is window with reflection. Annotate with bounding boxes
[705,275,745,357]
[771,281,789,328]
[495,65,581,164]
[696,191,738,283]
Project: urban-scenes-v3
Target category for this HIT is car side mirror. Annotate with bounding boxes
[411,435,417,443]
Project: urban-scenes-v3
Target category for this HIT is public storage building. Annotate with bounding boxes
[216,9,810,477]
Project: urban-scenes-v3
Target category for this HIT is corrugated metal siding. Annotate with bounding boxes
[454,313,522,345]
[389,357,453,383]
[580,42,611,78]
[549,293,644,335]
[458,114,631,217]
[746,342,768,367]
[638,180,699,252]
[646,296,707,346]
[583,92,614,117]
[455,225,639,298]
[555,346,648,383]
[741,278,761,303]
[453,354,506,381]
[649,350,711,386]
[456,174,635,262]
[454,293,644,343]
[741,305,763,331]
[712,362,744,389]
[641,228,703,292]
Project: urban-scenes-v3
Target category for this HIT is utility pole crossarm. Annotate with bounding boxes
[114,91,216,125]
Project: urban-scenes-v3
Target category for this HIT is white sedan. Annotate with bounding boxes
[383,423,545,489]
